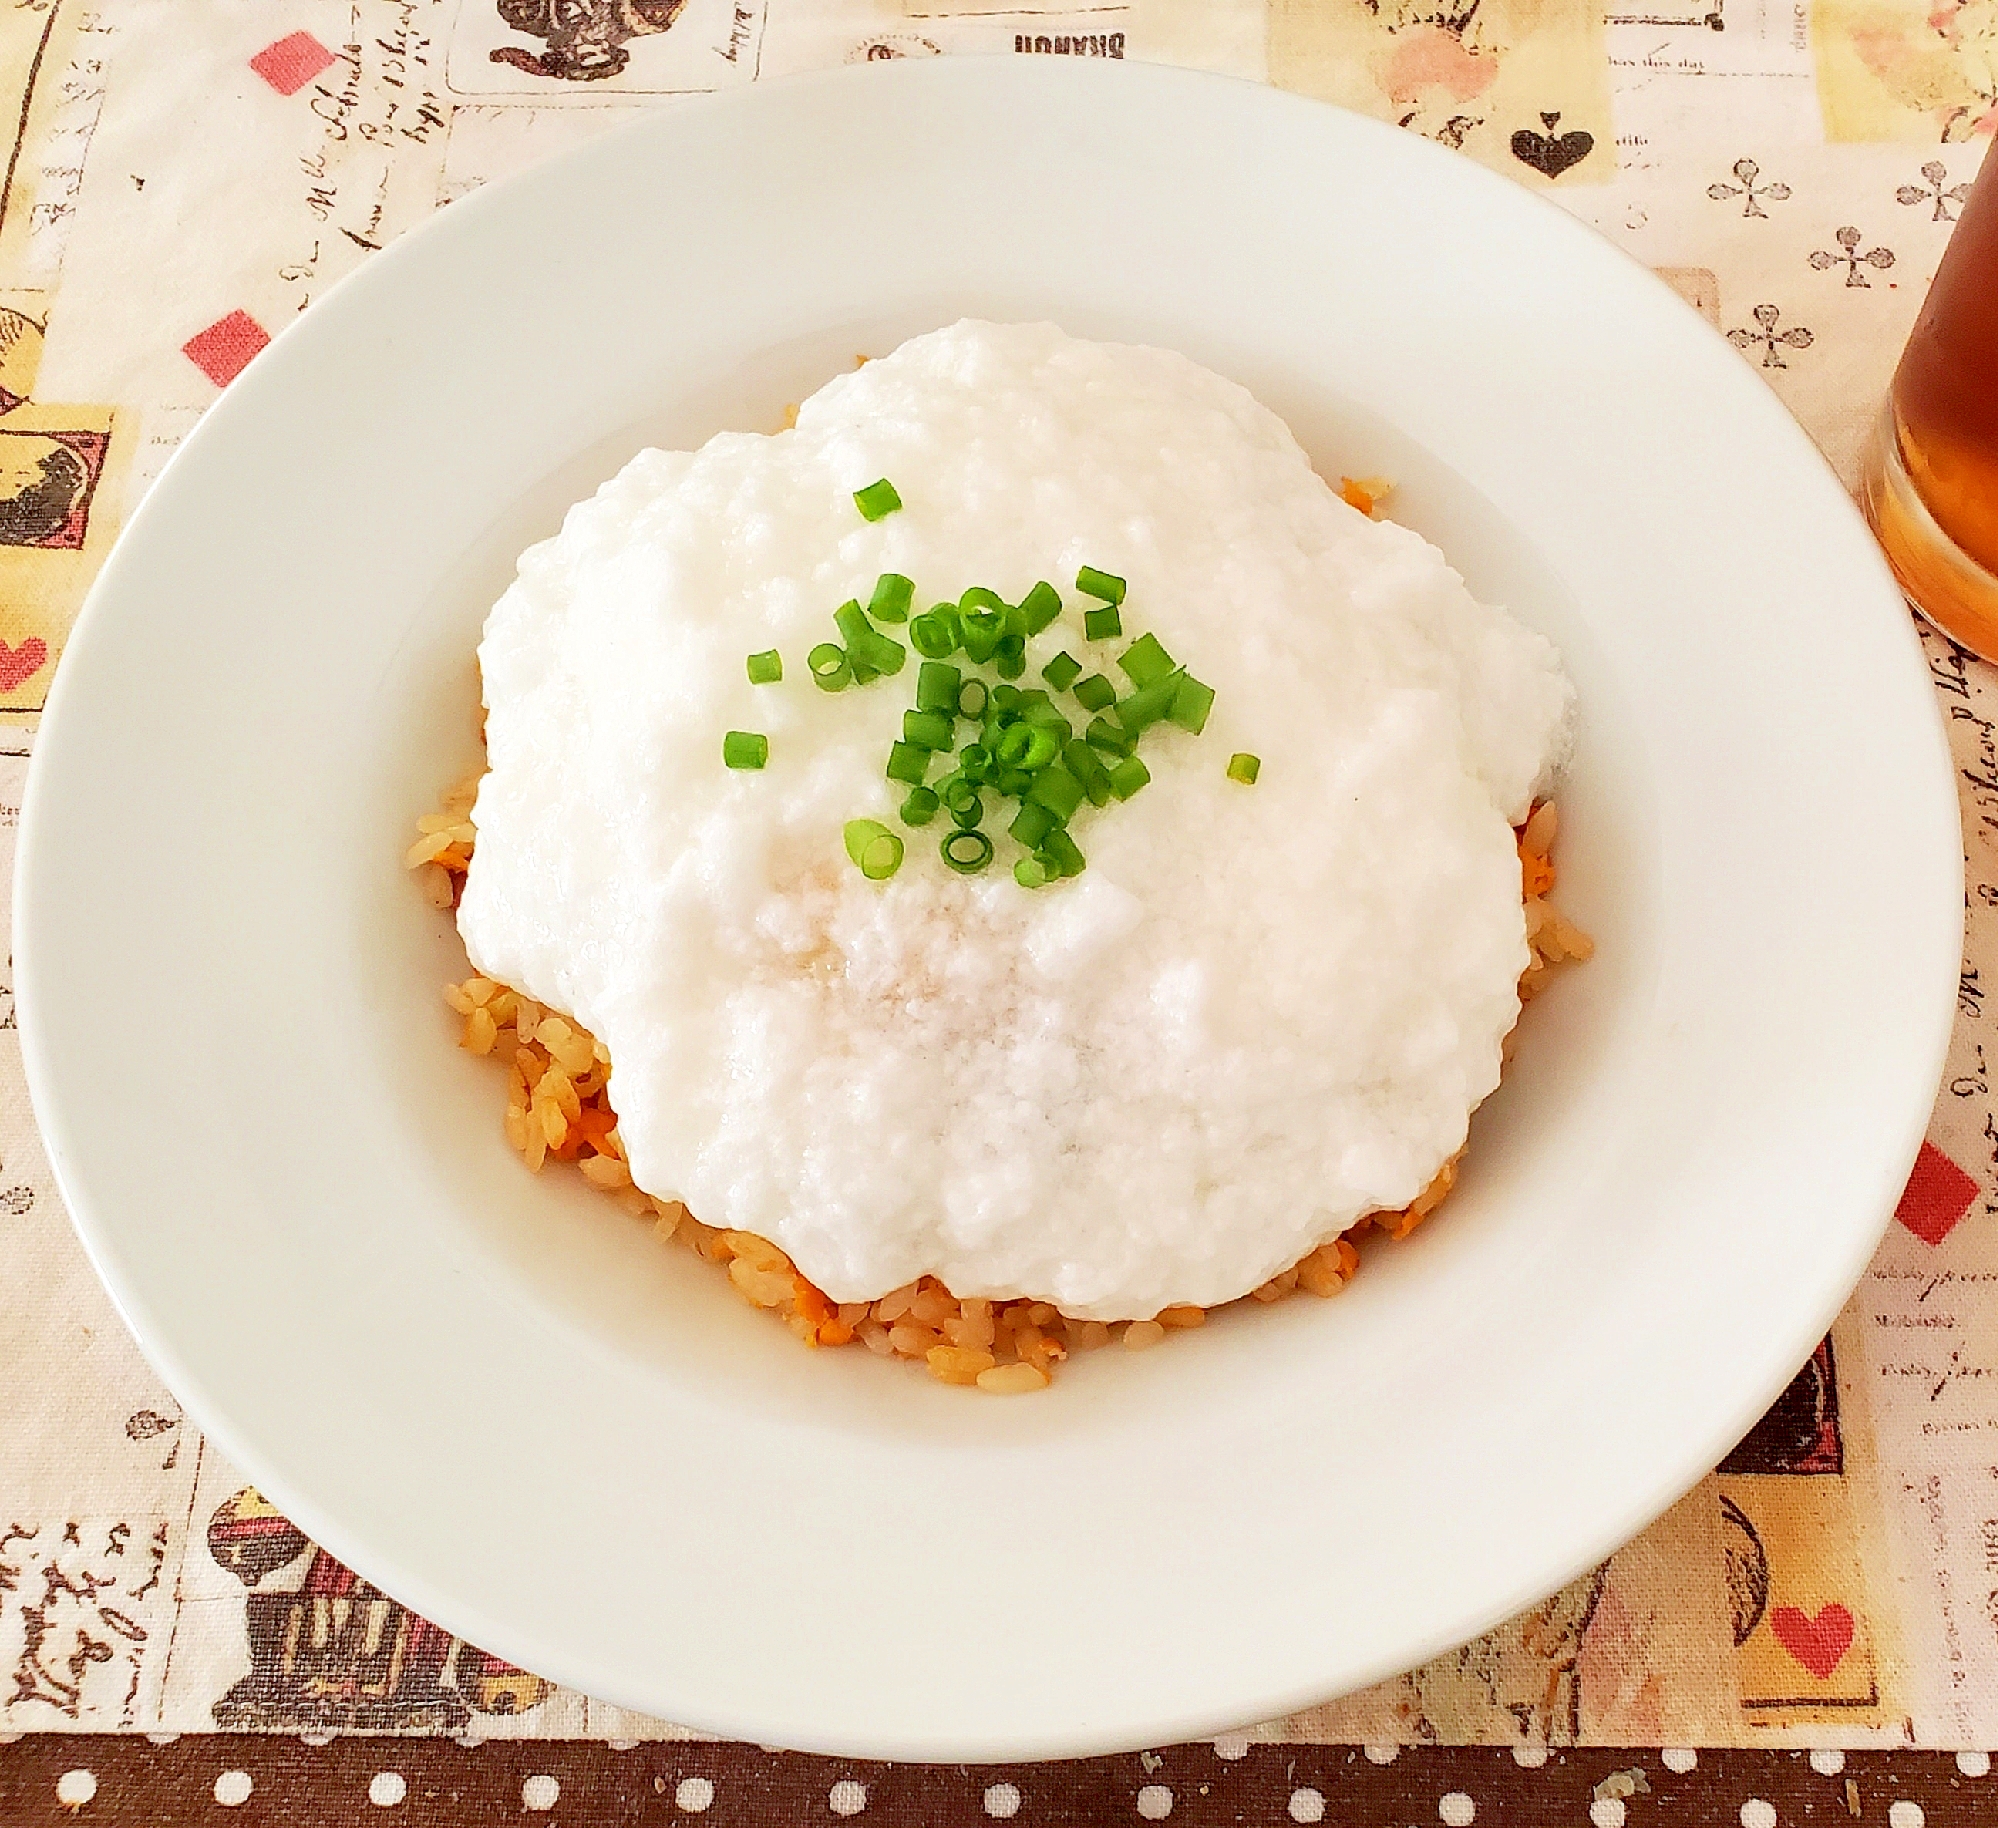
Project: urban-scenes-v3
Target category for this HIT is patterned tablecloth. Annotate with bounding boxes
[0,0,1995,1818]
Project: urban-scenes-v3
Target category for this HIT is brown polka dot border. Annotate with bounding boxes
[0,1740,1988,1826]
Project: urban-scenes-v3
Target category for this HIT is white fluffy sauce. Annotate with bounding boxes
[459,321,1574,1319]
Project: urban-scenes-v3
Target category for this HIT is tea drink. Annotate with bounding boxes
[1861,147,1998,657]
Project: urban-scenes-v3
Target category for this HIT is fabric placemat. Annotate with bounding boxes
[1,0,1996,1806]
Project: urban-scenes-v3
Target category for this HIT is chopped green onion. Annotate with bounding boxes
[832,600,869,646]
[996,766,1034,799]
[1020,704,1072,745]
[909,609,959,658]
[1014,856,1052,889]
[1027,764,1086,822]
[1227,751,1262,785]
[1084,714,1135,757]
[722,730,768,770]
[1018,580,1063,635]
[960,607,1005,664]
[915,661,961,715]
[1118,633,1176,687]
[1083,605,1122,641]
[1114,667,1184,734]
[903,709,954,751]
[1024,726,1063,771]
[994,635,1026,680]
[1041,828,1086,877]
[959,585,1007,616]
[957,678,989,720]
[1064,740,1113,807]
[1169,674,1216,736]
[941,829,995,874]
[1041,653,1084,695]
[997,723,1061,772]
[864,641,907,681]
[949,791,985,831]
[746,649,783,685]
[1010,801,1060,850]
[1076,565,1126,605]
[1073,673,1117,712]
[1041,651,1083,693]
[844,818,904,880]
[1108,755,1151,800]
[834,598,906,681]
[809,643,852,692]
[901,786,941,826]
[886,740,931,787]
[854,478,902,521]
[990,684,1022,715]
[868,572,915,622]
[940,774,982,813]
[956,743,992,783]
[831,598,870,643]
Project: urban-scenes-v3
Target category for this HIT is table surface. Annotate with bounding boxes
[0,0,1995,1818]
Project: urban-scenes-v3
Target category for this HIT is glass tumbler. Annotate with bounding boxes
[1860,144,1998,659]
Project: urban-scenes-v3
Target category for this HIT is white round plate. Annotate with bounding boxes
[17,59,1961,1759]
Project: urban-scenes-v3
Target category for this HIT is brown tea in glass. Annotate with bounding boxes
[1860,144,1998,658]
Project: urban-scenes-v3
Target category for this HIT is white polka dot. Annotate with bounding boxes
[369,1772,407,1808]
[1289,1789,1326,1825]
[1213,1734,1251,1761]
[1810,1750,1845,1777]
[1136,1785,1174,1820]
[213,1771,253,1807]
[522,1775,560,1812]
[54,1771,96,1808]
[984,1784,1021,1819]
[1889,1805,1924,1828]
[1662,1750,1698,1774]
[830,1779,869,1816]
[1364,1743,1400,1764]
[1511,1745,1549,1768]
[1440,1793,1475,1827]
[676,1777,715,1813]
[144,1734,180,1748]
[1959,1752,1991,1778]
[1741,1800,1777,1828]
[1591,1799,1626,1828]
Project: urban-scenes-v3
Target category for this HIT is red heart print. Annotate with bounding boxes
[1770,1602,1854,1678]
[0,636,47,692]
